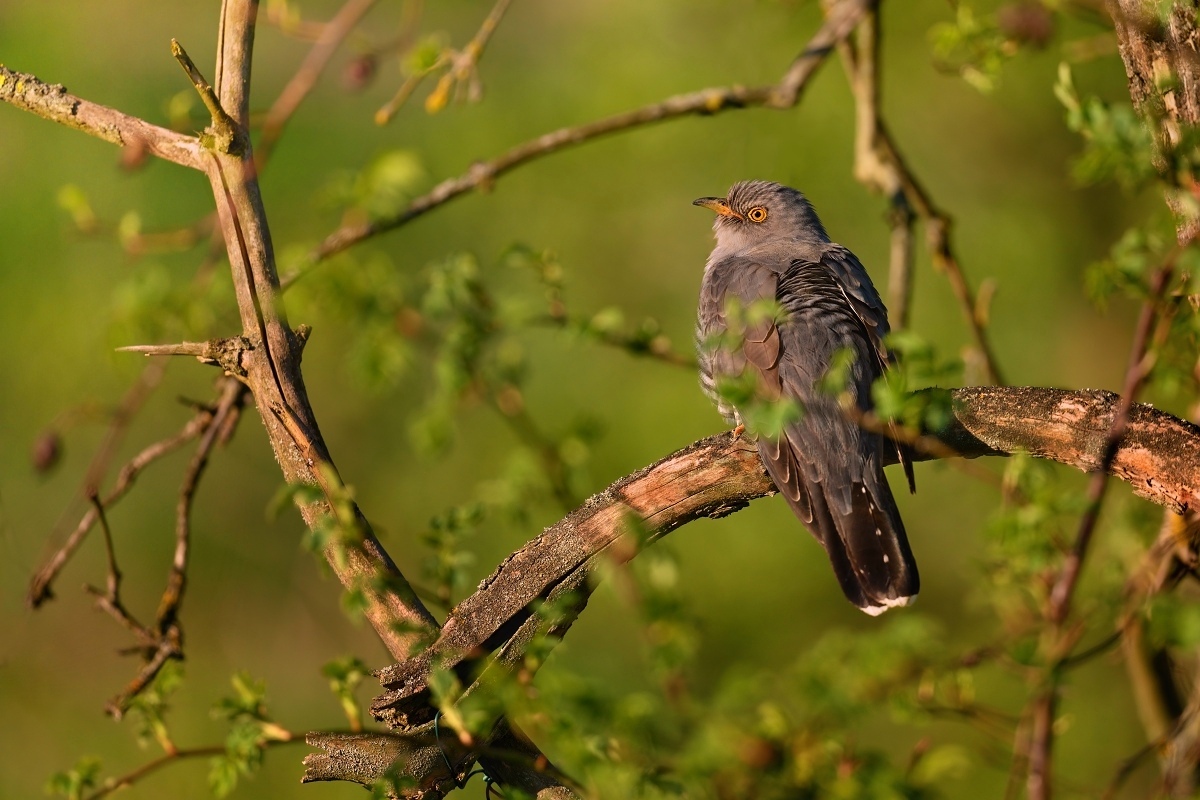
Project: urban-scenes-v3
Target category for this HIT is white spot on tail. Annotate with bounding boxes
[861,593,918,616]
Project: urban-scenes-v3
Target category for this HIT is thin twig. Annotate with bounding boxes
[157,378,246,630]
[836,18,1002,382]
[841,12,918,330]
[105,634,182,718]
[80,361,167,509]
[879,133,1004,385]
[82,495,153,645]
[295,0,873,276]
[28,407,217,608]
[118,342,214,357]
[1102,735,1168,800]
[1048,262,1176,623]
[529,312,697,368]
[1027,259,1177,800]
[423,0,514,114]
[81,736,300,800]
[258,0,379,163]
[487,393,578,511]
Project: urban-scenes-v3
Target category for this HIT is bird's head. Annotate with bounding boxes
[693,180,829,254]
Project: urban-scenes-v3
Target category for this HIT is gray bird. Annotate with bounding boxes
[693,180,918,615]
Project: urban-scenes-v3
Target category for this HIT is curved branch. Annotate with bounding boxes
[302,0,873,269]
[370,386,1200,729]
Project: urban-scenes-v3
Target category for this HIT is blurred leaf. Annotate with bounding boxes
[910,743,970,785]
[405,34,446,75]
[213,672,268,722]
[56,184,96,233]
[1145,594,1200,649]
[1085,226,1164,305]
[45,757,101,800]
[323,656,370,730]
[817,346,857,396]
[930,5,1013,92]
[321,150,426,218]
[125,660,184,751]
[1056,63,1157,189]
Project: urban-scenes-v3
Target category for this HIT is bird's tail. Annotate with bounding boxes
[803,478,919,615]
[758,437,918,614]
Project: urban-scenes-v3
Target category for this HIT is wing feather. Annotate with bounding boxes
[699,253,919,612]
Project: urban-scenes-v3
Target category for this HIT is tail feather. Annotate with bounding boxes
[758,439,918,614]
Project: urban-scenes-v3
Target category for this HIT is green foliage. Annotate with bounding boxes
[795,616,944,725]
[873,331,961,433]
[706,295,804,437]
[529,615,953,799]
[929,5,1013,93]
[428,662,500,743]
[21,2,1200,798]
[630,545,699,681]
[45,757,102,800]
[1145,593,1200,649]
[1085,223,1200,410]
[983,454,1091,627]
[1086,226,1167,305]
[322,656,371,731]
[208,673,289,798]
[320,150,426,219]
[405,34,447,76]
[56,184,97,233]
[212,671,269,722]
[110,263,232,347]
[125,660,185,751]
[422,502,482,606]
[1055,64,1158,190]
[370,771,420,800]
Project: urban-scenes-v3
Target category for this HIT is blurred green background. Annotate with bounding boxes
[0,0,1165,797]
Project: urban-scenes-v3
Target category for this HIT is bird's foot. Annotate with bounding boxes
[731,424,745,439]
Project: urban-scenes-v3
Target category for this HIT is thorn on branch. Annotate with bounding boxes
[118,336,253,377]
[170,38,241,154]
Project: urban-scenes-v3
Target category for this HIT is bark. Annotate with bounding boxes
[302,386,1200,786]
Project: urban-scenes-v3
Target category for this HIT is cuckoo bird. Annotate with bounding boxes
[694,180,918,615]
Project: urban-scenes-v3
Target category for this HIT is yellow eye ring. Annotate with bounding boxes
[747,206,768,223]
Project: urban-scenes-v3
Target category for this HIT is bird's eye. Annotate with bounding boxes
[747,206,768,223]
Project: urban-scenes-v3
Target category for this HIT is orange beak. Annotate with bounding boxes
[692,196,744,220]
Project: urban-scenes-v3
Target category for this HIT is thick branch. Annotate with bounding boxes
[0,66,205,170]
[1110,0,1200,242]
[368,386,1200,731]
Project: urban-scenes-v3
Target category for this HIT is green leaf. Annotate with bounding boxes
[929,5,1011,93]
[910,744,970,785]
[213,672,268,721]
[1146,594,1200,649]
[45,757,101,800]
[208,754,240,798]
[816,347,857,396]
